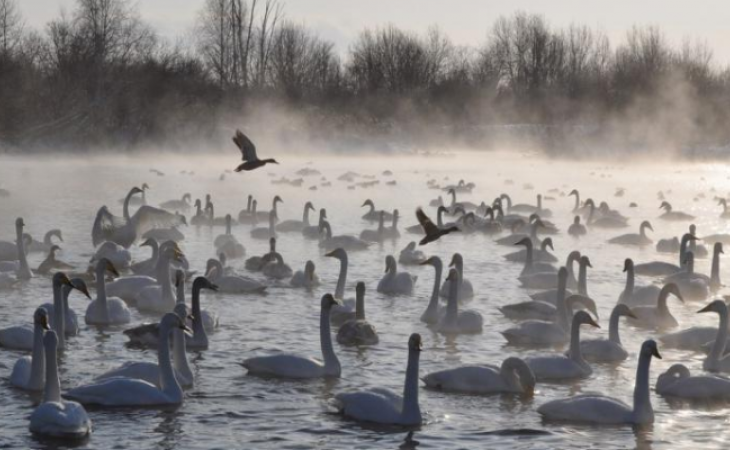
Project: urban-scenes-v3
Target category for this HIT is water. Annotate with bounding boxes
[1,151,729,449]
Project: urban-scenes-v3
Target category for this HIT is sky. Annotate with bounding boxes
[19,0,730,65]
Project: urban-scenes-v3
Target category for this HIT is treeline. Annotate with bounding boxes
[0,0,728,154]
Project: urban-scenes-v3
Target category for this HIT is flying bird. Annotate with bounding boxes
[415,208,459,246]
[233,130,279,172]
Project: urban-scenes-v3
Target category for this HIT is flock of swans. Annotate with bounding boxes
[3,145,730,447]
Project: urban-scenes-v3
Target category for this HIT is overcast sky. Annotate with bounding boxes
[19,0,730,65]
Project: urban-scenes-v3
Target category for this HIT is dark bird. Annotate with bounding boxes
[233,130,279,172]
[416,208,459,246]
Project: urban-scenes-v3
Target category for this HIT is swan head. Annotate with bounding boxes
[715,242,724,255]
[305,201,315,211]
[319,208,327,219]
[96,258,120,278]
[160,312,192,335]
[393,209,399,220]
[408,333,422,352]
[384,255,397,273]
[193,276,218,292]
[49,229,63,242]
[183,193,192,202]
[566,295,599,319]
[194,199,202,208]
[660,283,683,303]
[325,247,346,261]
[419,256,442,270]
[580,256,592,269]
[356,281,365,297]
[541,238,554,251]
[404,242,416,251]
[70,278,91,299]
[219,252,227,267]
[569,189,579,197]
[449,253,463,268]
[640,339,662,360]
[613,303,636,319]
[659,201,672,211]
[273,195,283,205]
[573,216,581,224]
[623,258,634,272]
[689,224,697,235]
[15,217,24,230]
[321,293,341,309]
[140,238,156,248]
[584,198,595,207]
[502,357,536,396]
[557,266,568,282]
[268,237,277,252]
[656,364,690,392]
[445,268,459,282]
[304,260,316,279]
[640,221,653,232]
[572,310,600,329]
[698,299,727,316]
[361,199,374,208]
[34,307,51,330]
[131,186,144,195]
[49,245,62,257]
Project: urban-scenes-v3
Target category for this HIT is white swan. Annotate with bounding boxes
[662,251,709,301]
[302,208,327,239]
[250,210,277,240]
[214,214,245,259]
[337,282,379,345]
[27,229,63,254]
[96,303,194,388]
[423,357,535,396]
[578,304,635,363]
[335,333,422,426]
[206,258,267,294]
[398,242,427,266]
[276,201,315,233]
[659,201,695,221]
[290,260,320,288]
[135,245,185,313]
[85,259,131,325]
[700,300,730,373]
[499,294,597,323]
[325,248,356,325]
[627,283,683,329]
[420,256,444,324]
[242,294,341,379]
[91,241,131,271]
[633,233,695,277]
[36,245,74,275]
[92,186,184,248]
[608,220,653,246]
[159,193,191,212]
[656,364,730,401]
[262,253,293,280]
[537,340,661,425]
[3,218,32,279]
[436,269,483,334]
[439,253,474,300]
[10,308,50,391]
[29,331,91,439]
[245,237,277,271]
[40,276,90,336]
[66,313,188,407]
[526,311,598,381]
[319,220,370,252]
[517,237,556,275]
[377,255,417,295]
[361,199,393,222]
[568,216,587,237]
[618,258,661,306]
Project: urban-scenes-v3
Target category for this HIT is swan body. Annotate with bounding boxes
[276,201,314,232]
[290,261,320,288]
[423,357,535,395]
[206,259,267,293]
[436,269,483,334]
[337,282,378,345]
[578,304,635,363]
[85,259,131,325]
[91,241,131,270]
[10,308,50,391]
[662,251,710,300]
[659,201,695,221]
[608,220,653,246]
[439,253,474,300]
[568,216,587,237]
[377,255,416,295]
[262,253,293,279]
[336,334,422,426]
[618,259,662,306]
[656,364,730,401]
[627,283,683,329]
[29,331,91,439]
[159,193,191,212]
[398,242,427,265]
[242,294,341,379]
[537,340,661,425]
[319,221,370,252]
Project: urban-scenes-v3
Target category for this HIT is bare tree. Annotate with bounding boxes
[0,0,23,57]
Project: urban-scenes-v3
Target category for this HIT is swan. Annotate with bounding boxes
[250,210,277,240]
[499,294,597,323]
[242,293,341,379]
[120,182,149,206]
[40,277,90,337]
[319,220,370,252]
[700,300,730,373]
[360,210,387,242]
[526,311,599,381]
[361,199,393,222]
[537,340,661,425]
[627,283,683,329]
[245,237,277,271]
[439,253,474,300]
[134,244,186,313]
[253,195,283,222]
[290,260,320,288]
[10,308,50,391]
[141,224,186,243]
[0,220,30,263]
[276,201,314,232]
[96,303,194,389]
[495,217,541,246]
[337,282,378,345]
[205,258,267,294]
[27,229,63,253]
[236,195,254,224]
[687,224,709,258]
[656,364,730,401]
[191,199,210,226]
[29,331,91,439]
[214,214,245,259]
[662,251,710,300]
[1,218,32,279]
[377,255,417,295]
[504,237,557,263]
[618,259,661,306]
[578,304,635,362]
[159,193,192,212]
[85,259,131,325]
[479,207,503,235]
[634,233,696,277]
[302,208,327,239]
[90,241,131,271]
[398,242,427,265]
[423,357,535,396]
[436,269,482,334]
[608,221,653,246]
[656,236,679,253]
[335,333,422,426]
[516,238,556,276]
[66,313,188,407]
[124,277,217,350]
[719,198,730,219]
[659,201,695,221]
[518,251,582,291]
[36,245,74,275]
[262,253,293,280]
[382,209,401,239]
[527,252,584,304]
[92,186,184,248]
[585,199,629,228]
[419,256,444,324]
[325,248,356,325]
[173,269,217,333]
[568,189,589,213]
[130,238,158,276]
[568,216,587,237]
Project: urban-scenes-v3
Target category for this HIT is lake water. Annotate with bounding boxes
[1,151,729,449]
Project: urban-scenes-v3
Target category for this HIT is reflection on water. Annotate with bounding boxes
[1,152,730,448]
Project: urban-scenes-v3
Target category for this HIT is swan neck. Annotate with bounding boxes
[303,205,310,224]
[709,309,729,364]
[568,322,584,363]
[123,190,135,222]
[445,273,459,325]
[578,263,588,297]
[426,262,442,316]
[402,347,421,423]
[556,275,568,331]
[524,241,533,268]
[608,309,622,344]
[52,281,65,350]
[172,321,191,382]
[43,339,61,403]
[335,256,348,300]
[712,249,721,287]
[29,322,46,390]
[156,254,173,301]
[625,265,635,295]
[15,225,30,278]
[437,208,444,227]
[158,323,182,399]
[191,285,207,341]
[320,305,340,375]
[355,289,365,321]
[633,352,654,422]
[95,263,110,321]
[175,280,184,304]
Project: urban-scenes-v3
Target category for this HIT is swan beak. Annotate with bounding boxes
[40,315,50,331]
[324,250,336,257]
[418,259,431,266]
[625,309,637,319]
[698,303,715,314]
[588,317,600,328]
[105,261,120,277]
[209,283,219,291]
[652,347,662,359]
[72,280,92,299]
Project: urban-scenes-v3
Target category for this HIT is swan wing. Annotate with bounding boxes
[538,394,631,423]
[242,354,325,379]
[29,401,91,438]
[92,206,126,246]
[66,377,171,406]
[336,389,402,424]
[233,129,258,161]
[131,206,185,237]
